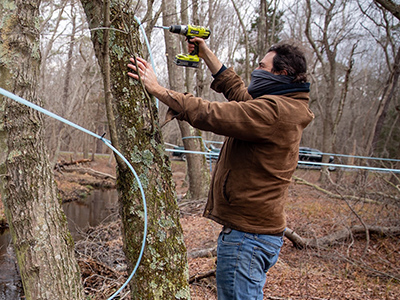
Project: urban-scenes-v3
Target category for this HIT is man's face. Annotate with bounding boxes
[256,51,276,73]
[256,51,287,75]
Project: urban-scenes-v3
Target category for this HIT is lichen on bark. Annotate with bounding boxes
[0,1,85,299]
[80,0,191,298]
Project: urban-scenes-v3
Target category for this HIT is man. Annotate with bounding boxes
[128,39,314,299]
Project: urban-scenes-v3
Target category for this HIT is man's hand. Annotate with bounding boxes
[187,37,223,75]
[187,37,208,58]
[127,56,183,112]
[127,57,163,96]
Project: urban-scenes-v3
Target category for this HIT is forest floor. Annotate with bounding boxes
[1,155,399,299]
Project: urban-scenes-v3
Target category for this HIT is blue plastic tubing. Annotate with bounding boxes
[0,87,147,300]
[0,16,158,299]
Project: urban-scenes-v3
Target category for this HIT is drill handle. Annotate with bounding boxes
[187,36,199,56]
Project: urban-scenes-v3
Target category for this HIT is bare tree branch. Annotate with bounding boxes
[230,0,250,84]
[374,0,400,21]
[292,175,380,204]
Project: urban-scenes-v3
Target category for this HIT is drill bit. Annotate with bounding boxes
[154,25,170,30]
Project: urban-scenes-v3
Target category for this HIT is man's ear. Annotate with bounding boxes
[279,70,288,75]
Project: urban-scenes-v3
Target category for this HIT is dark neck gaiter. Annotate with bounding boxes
[247,69,310,98]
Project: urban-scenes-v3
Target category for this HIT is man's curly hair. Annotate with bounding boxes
[268,43,308,83]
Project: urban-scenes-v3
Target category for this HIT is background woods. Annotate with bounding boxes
[0,0,399,299]
[32,0,400,162]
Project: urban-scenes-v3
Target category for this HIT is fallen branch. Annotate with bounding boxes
[371,191,399,202]
[185,223,400,260]
[292,175,378,204]
[189,269,216,283]
[284,225,400,249]
[55,158,91,168]
[59,166,116,181]
[187,224,400,257]
[337,252,400,281]
[188,247,217,259]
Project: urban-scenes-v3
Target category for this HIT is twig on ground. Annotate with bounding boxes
[189,269,216,284]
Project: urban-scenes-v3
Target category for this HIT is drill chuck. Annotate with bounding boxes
[169,25,188,36]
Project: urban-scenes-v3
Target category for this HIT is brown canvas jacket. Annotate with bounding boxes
[161,67,314,234]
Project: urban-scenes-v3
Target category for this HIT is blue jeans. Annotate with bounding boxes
[216,228,284,300]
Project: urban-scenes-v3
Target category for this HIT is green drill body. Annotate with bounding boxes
[156,25,211,68]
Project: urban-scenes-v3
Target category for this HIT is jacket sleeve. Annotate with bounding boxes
[210,67,253,102]
[162,89,279,143]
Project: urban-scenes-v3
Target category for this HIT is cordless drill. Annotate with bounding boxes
[155,25,211,68]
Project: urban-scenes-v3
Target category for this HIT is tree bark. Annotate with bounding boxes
[0,1,85,299]
[257,0,267,63]
[52,2,77,166]
[230,0,250,85]
[80,1,191,298]
[367,46,400,155]
[374,0,400,21]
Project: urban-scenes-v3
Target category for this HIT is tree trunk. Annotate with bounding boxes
[230,0,250,84]
[52,2,77,165]
[0,1,84,299]
[367,46,400,155]
[80,1,191,298]
[374,0,400,21]
[257,0,267,63]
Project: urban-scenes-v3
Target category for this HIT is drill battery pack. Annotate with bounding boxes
[174,54,200,68]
